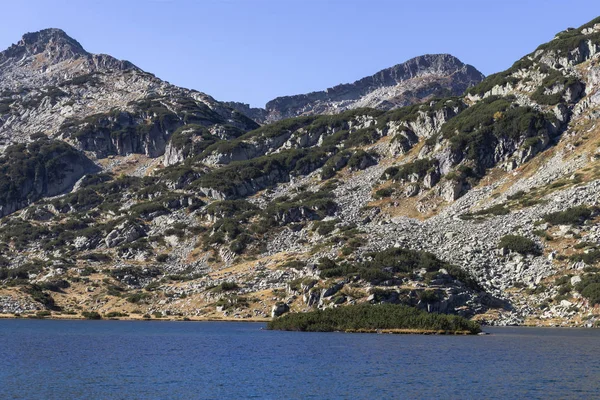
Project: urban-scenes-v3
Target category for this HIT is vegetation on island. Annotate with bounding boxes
[267,304,481,334]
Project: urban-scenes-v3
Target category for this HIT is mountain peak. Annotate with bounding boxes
[21,28,86,51]
[252,53,484,122]
[3,28,88,62]
[0,28,137,90]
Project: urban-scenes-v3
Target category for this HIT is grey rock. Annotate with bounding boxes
[271,303,290,317]
[105,221,147,248]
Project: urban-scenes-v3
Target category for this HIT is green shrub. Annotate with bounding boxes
[280,261,305,270]
[312,220,338,236]
[105,311,128,318]
[543,206,594,225]
[462,204,509,219]
[374,187,394,199]
[320,151,351,179]
[318,247,479,289]
[532,229,553,241]
[81,311,102,320]
[498,235,541,256]
[129,201,169,219]
[570,250,600,265]
[193,148,330,198]
[418,290,440,303]
[168,125,219,157]
[262,189,337,227]
[215,295,249,311]
[581,283,600,305]
[39,280,70,292]
[382,158,437,182]
[204,199,259,220]
[35,310,52,318]
[79,253,111,262]
[24,284,57,309]
[0,138,92,212]
[212,282,239,292]
[126,292,150,304]
[438,96,552,169]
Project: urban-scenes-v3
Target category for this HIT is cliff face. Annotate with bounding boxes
[0,137,98,218]
[226,54,484,123]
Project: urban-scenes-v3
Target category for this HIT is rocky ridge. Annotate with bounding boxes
[226,54,484,123]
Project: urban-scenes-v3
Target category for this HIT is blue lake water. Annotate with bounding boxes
[1,320,599,399]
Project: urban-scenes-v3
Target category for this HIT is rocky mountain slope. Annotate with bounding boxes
[3,19,600,328]
[0,28,258,215]
[225,54,484,123]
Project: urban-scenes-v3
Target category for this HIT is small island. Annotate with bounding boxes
[267,304,481,335]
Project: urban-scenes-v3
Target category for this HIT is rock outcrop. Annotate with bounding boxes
[0,137,98,217]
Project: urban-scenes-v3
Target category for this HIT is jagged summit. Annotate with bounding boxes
[344,53,481,88]
[12,28,87,59]
[227,53,484,123]
[0,28,96,67]
[0,28,136,90]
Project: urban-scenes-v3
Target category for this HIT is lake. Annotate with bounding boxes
[1,320,599,399]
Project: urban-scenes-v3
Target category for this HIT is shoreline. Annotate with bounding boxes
[0,315,476,334]
[343,328,475,335]
[0,313,270,323]
[2,313,597,330]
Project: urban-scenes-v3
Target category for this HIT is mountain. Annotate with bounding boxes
[225,54,484,123]
[0,28,258,214]
[2,18,600,329]
[0,28,258,142]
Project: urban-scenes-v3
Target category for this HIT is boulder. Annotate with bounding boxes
[105,221,147,248]
[403,184,420,198]
[439,179,463,202]
[271,303,289,317]
[322,282,344,298]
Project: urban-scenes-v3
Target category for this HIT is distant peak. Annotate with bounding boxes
[19,28,87,55]
[396,54,472,71]
[407,53,456,61]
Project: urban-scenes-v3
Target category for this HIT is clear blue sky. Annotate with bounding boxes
[2,0,600,107]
